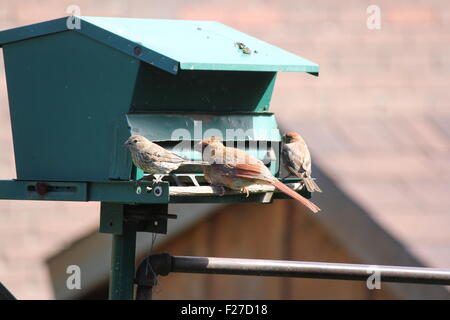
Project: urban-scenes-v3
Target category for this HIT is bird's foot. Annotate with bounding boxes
[153,174,164,183]
[212,185,226,196]
[241,187,250,198]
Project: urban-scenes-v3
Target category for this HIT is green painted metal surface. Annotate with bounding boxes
[0,21,287,183]
[108,215,137,300]
[90,181,169,203]
[131,65,277,112]
[0,180,88,201]
[0,179,308,203]
[127,113,281,142]
[0,18,67,47]
[100,203,125,235]
[102,202,171,299]
[0,16,319,74]
[127,112,281,175]
[0,180,169,203]
[3,31,136,181]
[100,203,170,235]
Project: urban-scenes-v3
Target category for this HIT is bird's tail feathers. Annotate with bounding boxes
[271,179,321,213]
[303,177,322,193]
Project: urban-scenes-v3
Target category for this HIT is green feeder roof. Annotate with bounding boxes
[0,16,319,75]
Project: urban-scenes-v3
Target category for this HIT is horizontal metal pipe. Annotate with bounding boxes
[171,256,450,285]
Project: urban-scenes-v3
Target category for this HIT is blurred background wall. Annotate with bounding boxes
[1,0,449,299]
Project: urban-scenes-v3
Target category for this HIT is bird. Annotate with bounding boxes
[282,132,322,193]
[124,135,205,182]
[198,137,320,213]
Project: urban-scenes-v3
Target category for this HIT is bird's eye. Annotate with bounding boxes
[133,139,138,143]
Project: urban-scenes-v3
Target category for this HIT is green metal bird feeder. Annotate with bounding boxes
[0,16,319,299]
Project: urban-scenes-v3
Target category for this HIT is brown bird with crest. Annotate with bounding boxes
[198,137,320,213]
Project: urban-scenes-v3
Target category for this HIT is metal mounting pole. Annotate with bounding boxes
[109,218,137,300]
[101,202,171,300]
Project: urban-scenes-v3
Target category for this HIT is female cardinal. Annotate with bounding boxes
[282,132,322,193]
[198,137,320,213]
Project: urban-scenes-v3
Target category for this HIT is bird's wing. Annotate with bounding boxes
[296,141,313,176]
[142,145,187,164]
[207,145,273,181]
[282,143,308,177]
[217,162,273,182]
[156,149,188,164]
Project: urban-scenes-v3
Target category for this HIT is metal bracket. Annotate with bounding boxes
[0,180,170,203]
[0,180,88,201]
[100,202,175,235]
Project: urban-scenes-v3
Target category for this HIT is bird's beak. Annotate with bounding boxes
[123,140,130,147]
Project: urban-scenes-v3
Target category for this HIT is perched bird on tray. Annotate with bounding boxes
[124,135,205,182]
[198,137,320,213]
[282,132,322,193]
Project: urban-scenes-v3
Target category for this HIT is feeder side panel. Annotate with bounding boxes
[130,65,277,113]
[3,31,138,181]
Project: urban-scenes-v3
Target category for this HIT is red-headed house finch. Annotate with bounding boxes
[124,135,205,182]
[198,137,320,213]
[282,132,322,193]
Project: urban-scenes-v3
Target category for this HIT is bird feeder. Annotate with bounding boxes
[0,16,319,299]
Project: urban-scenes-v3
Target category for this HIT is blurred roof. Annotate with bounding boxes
[281,114,450,269]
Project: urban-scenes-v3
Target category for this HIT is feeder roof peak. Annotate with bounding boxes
[0,16,319,75]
